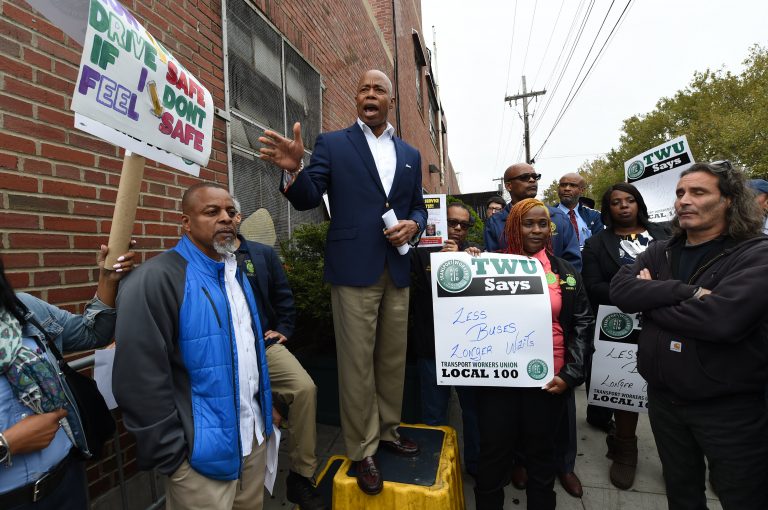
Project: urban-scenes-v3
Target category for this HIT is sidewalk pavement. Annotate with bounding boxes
[265,385,722,509]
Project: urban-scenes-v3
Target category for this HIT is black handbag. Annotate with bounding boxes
[28,316,116,460]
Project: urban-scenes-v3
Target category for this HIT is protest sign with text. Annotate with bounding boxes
[418,194,447,247]
[588,305,648,413]
[71,0,213,174]
[624,135,695,222]
[431,252,554,387]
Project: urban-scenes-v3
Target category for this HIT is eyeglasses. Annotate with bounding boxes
[447,219,472,230]
[505,173,542,183]
[711,160,733,173]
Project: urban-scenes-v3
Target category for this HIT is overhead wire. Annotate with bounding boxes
[530,0,566,88]
[520,0,538,75]
[492,0,519,174]
[538,0,617,133]
[529,0,595,134]
[532,0,635,161]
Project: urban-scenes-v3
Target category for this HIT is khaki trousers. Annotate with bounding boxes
[266,343,318,478]
[331,267,409,461]
[165,435,267,510]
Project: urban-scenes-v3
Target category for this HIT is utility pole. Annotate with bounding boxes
[505,76,545,164]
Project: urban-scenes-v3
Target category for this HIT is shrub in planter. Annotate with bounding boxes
[280,221,334,355]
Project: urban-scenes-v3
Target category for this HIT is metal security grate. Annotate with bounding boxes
[285,44,321,150]
[227,0,284,132]
[225,0,325,245]
[232,147,323,248]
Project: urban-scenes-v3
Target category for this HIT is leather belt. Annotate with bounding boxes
[0,451,73,507]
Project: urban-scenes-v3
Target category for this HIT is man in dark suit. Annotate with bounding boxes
[556,172,603,249]
[232,202,325,510]
[258,69,427,495]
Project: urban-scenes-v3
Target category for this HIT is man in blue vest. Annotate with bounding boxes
[114,183,274,510]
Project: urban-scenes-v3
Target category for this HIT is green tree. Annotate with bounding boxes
[447,195,485,247]
[579,45,768,204]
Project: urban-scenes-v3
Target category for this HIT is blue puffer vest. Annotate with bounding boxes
[173,235,272,480]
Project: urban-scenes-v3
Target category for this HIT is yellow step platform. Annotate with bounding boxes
[315,424,465,509]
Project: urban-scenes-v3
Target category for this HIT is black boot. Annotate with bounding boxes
[474,486,504,510]
[286,471,327,510]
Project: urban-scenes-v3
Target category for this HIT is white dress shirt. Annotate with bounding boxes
[357,118,397,197]
[223,253,264,456]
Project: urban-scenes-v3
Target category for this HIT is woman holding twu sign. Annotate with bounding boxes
[581,183,670,490]
[474,199,592,510]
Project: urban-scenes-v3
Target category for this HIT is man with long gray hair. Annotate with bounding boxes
[610,161,768,510]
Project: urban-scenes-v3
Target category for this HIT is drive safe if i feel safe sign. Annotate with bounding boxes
[70,0,213,173]
[430,252,555,387]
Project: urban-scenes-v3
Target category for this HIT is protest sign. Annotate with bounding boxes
[28,0,215,266]
[430,252,554,387]
[588,305,648,413]
[72,0,213,172]
[624,135,695,222]
[419,194,447,247]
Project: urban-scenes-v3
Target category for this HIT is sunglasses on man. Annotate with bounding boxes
[447,219,472,230]
[505,173,542,183]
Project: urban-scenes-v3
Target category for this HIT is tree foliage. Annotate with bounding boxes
[577,45,768,207]
[447,195,485,246]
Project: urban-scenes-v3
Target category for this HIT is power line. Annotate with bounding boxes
[492,0,519,173]
[529,0,595,135]
[520,0,538,75]
[540,0,617,134]
[531,0,566,89]
[533,0,634,161]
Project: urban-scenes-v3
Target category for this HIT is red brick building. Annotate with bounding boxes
[1,0,459,503]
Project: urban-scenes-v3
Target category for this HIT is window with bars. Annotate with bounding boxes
[225,0,324,246]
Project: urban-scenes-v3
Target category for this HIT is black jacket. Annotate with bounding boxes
[582,222,670,311]
[610,235,768,401]
[235,235,295,338]
[547,253,593,389]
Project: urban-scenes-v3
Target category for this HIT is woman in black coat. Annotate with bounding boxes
[581,183,670,490]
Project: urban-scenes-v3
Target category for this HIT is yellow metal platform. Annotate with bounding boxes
[315,424,465,509]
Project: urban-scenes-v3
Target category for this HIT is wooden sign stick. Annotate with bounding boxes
[104,151,145,268]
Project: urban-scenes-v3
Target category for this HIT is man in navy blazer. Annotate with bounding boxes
[556,172,604,249]
[258,69,426,495]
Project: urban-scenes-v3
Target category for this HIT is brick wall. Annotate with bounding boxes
[253,0,459,194]
[1,0,460,500]
[0,0,228,500]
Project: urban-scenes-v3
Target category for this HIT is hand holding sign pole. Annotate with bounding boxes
[30,0,214,269]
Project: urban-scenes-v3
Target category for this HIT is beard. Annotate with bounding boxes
[560,195,578,208]
[213,237,236,256]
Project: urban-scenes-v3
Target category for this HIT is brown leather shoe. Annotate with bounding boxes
[354,456,383,495]
[379,436,420,457]
[558,471,583,498]
[510,465,527,490]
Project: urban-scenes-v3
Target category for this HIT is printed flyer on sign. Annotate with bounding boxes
[418,194,447,247]
[70,0,214,173]
[588,305,648,413]
[430,252,554,387]
[624,135,695,222]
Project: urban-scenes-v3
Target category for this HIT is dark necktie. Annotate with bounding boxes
[568,209,580,241]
